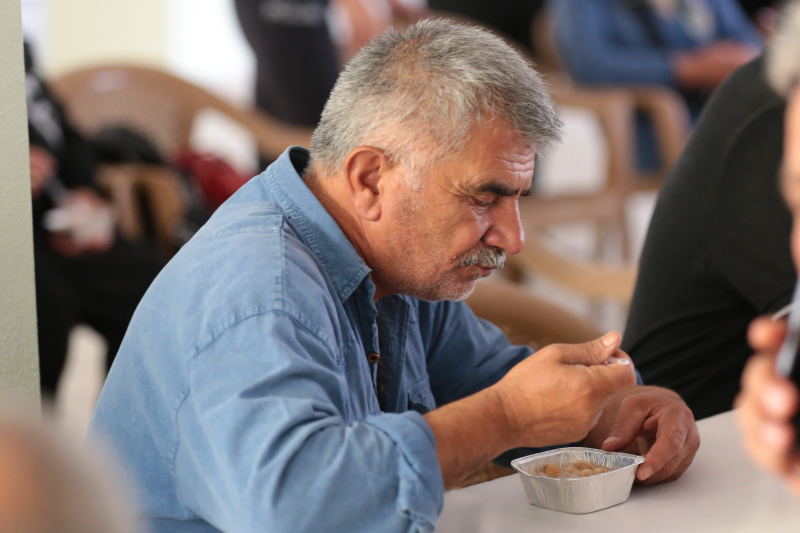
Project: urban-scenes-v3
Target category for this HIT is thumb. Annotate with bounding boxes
[601,401,649,452]
[559,331,621,366]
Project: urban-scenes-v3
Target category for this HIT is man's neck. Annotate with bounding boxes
[305,169,389,301]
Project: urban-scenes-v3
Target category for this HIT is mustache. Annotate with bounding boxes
[458,246,506,269]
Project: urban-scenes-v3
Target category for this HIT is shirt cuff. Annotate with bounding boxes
[365,411,444,532]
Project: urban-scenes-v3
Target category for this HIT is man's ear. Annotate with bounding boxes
[342,146,393,222]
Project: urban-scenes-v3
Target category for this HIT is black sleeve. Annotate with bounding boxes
[621,56,795,420]
[708,104,795,312]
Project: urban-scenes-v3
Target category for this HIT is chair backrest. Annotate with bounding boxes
[50,65,313,162]
[465,279,603,349]
[97,163,186,260]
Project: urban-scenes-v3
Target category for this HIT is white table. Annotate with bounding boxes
[438,411,800,532]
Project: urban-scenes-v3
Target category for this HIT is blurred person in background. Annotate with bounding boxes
[0,410,139,533]
[25,43,162,399]
[235,0,427,129]
[739,0,786,36]
[426,0,545,53]
[622,8,795,419]
[550,0,761,169]
[738,0,800,498]
[91,20,698,533]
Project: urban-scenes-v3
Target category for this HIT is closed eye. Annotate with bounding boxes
[472,197,494,208]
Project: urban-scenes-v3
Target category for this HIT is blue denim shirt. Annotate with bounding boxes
[90,147,532,533]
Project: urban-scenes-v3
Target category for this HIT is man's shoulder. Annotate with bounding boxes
[137,194,340,357]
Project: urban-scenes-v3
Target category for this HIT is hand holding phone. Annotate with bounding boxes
[737,312,800,498]
[775,294,800,449]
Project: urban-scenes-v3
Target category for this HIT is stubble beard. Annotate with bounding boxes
[382,188,506,302]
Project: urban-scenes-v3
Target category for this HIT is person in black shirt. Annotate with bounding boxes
[426,0,545,52]
[622,54,796,420]
[234,0,340,127]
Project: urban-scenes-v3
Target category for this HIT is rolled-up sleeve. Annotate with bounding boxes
[176,311,444,533]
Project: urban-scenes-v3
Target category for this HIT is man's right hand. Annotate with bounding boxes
[492,331,637,449]
[424,331,637,488]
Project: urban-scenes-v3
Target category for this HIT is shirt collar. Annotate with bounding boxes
[264,147,372,302]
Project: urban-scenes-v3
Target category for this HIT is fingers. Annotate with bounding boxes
[601,394,650,452]
[748,317,787,353]
[638,414,700,484]
[738,394,795,474]
[741,354,799,420]
[637,409,696,482]
[738,352,800,475]
[586,349,638,392]
[555,331,621,365]
[597,388,699,484]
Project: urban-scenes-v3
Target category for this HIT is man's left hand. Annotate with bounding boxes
[583,386,700,484]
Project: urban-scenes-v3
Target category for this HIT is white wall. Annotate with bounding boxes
[42,0,167,76]
[165,0,255,105]
[0,0,42,411]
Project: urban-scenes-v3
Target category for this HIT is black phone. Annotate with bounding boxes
[775,293,800,447]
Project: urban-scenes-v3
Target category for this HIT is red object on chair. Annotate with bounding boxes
[174,151,250,210]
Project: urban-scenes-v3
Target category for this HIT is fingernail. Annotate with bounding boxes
[605,357,630,365]
[601,332,619,348]
[603,436,619,447]
[638,466,652,480]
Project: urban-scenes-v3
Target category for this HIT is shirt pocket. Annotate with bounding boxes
[407,374,437,415]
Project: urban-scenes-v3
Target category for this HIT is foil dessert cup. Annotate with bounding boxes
[510,447,645,514]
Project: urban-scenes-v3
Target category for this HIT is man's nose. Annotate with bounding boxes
[482,202,525,255]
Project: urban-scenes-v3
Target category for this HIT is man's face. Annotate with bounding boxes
[370,119,535,301]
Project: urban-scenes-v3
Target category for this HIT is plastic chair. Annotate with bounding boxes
[50,65,313,163]
[532,10,690,190]
[95,163,186,260]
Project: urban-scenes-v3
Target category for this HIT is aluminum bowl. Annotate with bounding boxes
[510,447,645,514]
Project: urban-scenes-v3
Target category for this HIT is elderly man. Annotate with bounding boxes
[91,20,698,532]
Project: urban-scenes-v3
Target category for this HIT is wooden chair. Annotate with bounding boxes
[96,163,187,260]
[50,65,313,163]
[532,10,690,191]
[50,65,314,260]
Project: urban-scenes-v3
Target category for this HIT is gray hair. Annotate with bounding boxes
[309,18,563,179]
[769,1,800,96]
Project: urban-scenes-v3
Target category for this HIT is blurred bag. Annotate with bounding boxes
[173,150,250,210]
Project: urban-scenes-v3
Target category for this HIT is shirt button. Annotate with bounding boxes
[367,352,381,363]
